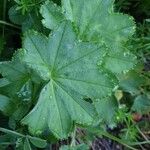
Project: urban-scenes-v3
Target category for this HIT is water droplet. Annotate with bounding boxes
[116,116,120,120]
[123,52,127,56]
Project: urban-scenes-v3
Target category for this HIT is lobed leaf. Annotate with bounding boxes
[20,21,116,138]
[40,0,137,74]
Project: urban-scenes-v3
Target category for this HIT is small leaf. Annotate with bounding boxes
[24,138,31,150]
[94,96,118,126]
[0,57,29,83]
[0,78,10,88]
[28,136,47,148]
[119,71,147,95]
[40,0,65,30]
[0,51,42,97]
[9,5,26,25]
[9,5,44,32]
[0,95,13,115]
[132,95,150,114]
[0,95,10,112]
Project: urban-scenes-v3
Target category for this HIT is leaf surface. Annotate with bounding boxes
[119,71,147,95]
[0,95,13,115]
[94,96,118,126]
[132,95,150,114]
[28,136,47,148]
[0,56,31,97]
[21,21,116,138]
[24,138,32,150]
[101,50,137,74]
[62,0,135,45]
[40,0,65,30]
[41,0,136,74]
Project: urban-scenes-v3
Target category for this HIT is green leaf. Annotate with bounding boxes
[0,78,10,88]
[24,138,31,150]
[9,5,44,32]
[0,57,29,84]
[0,52,41,97]
[0,59,29,97]
[94,96,118,127]
[40,0,136,74]
[0,56,39,119]
[119,71,147,95]
[132,95,150,114]
[61,0,135,44]
[62,0,136,74]
[40,0,65,30]
[9,5,27,25]
[20,21,116,138]
[22,12,45,32]
[28,136,47,148]
[101,50,137,74]
[0,95,13,115]
[0,134,15,150]
[41,0,135,45]
[0,134,14,145]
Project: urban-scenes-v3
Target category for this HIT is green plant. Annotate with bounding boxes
[0,0,150,149]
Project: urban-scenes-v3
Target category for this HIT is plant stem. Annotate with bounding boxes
[0,20,20,29]
[130,140,150,146]
[0,127,25,137]
[136,126,149,141]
